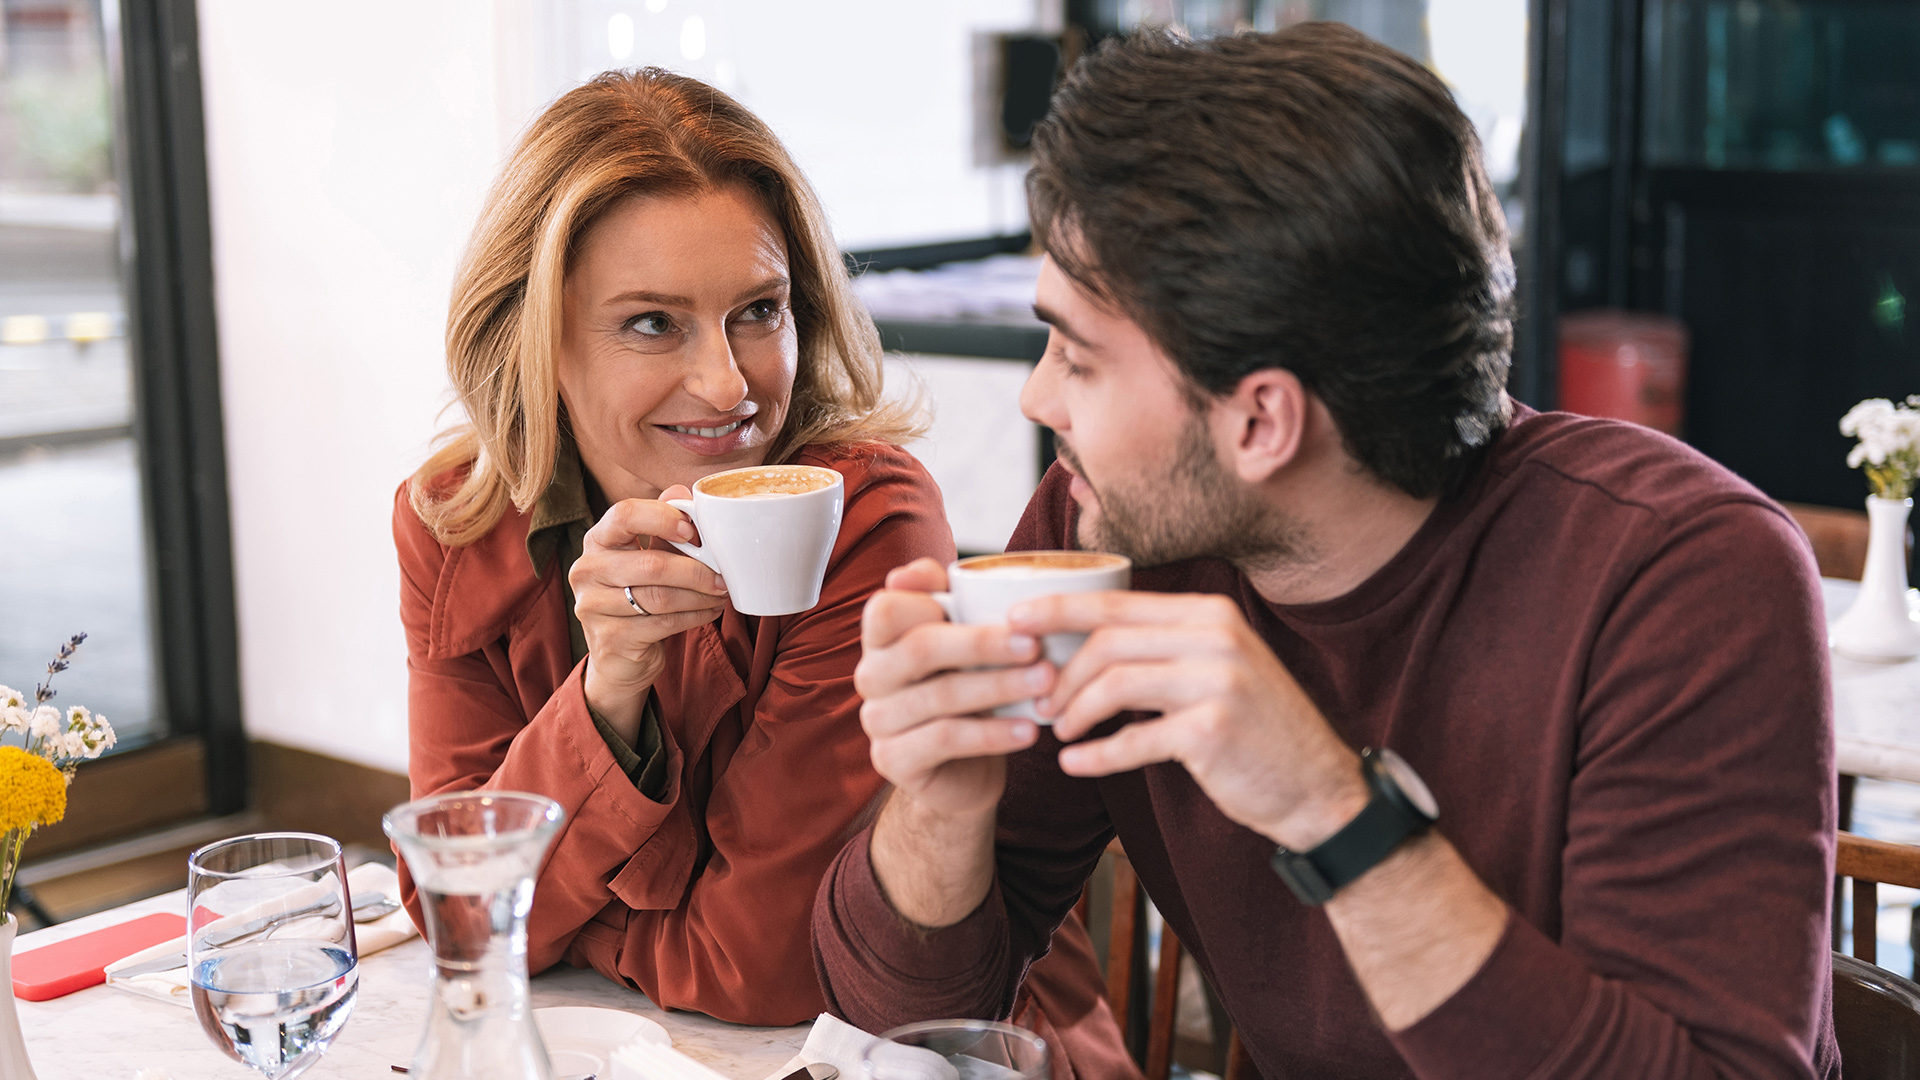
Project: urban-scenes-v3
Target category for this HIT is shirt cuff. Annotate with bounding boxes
[588,692,670,802]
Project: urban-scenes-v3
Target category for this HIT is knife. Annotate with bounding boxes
[112,891,397,978]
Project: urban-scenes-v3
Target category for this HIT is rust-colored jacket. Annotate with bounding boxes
[393,442,951,1024]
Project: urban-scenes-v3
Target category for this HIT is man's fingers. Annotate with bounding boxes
[1056,709,1198,778]
[858,662,1054,737]
[1045,624,1241,723]
[883,557,950,595]
[855,618,1044,699]
[868,716,1038,783]
[587,497,697,550]
[1007,590,1243,635]
[1046,659,1208,742]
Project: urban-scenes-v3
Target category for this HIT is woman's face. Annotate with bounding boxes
[557,184,798,503]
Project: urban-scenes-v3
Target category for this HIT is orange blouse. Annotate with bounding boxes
[392,441,952,1024]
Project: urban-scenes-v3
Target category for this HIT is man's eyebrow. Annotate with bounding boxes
[1032,303,1094,349]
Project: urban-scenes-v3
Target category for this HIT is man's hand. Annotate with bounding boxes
[1018,591,1368,852]
[571,485,729,746]
[851,557,1054,926]
[1019,589,1507,1030]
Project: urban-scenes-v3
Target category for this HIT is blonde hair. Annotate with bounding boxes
[412,69,923,546]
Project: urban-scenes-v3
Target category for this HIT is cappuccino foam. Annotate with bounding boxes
[698,465,838,499]
[957,551,1129,575]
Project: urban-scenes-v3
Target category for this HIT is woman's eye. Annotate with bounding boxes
[737,299,781,323]
[628,313,676,336]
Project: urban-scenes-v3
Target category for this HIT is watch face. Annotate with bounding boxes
[1378,748,1439,820]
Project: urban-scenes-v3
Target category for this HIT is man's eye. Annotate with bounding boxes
[628,313,676,336]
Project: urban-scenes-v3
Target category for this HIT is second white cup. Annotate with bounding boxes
[935,550,1133,724]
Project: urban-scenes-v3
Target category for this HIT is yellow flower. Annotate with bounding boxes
[0,746,66,833]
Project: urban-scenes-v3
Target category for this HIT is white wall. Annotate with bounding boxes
[198,1,1053,771]
[198,1,511,771]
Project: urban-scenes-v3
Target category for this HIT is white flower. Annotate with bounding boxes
[60,731,88,759]
[0,706,26,734]
[29,705,60,739]
[65,705,90,730]
[0,686,22,711]
[91,717,115,754]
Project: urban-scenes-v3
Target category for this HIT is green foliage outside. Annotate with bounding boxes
[3,71,113,192]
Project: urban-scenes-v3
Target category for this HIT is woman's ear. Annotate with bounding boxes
[1216,368,1309,485]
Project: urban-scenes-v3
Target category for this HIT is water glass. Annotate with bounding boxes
[862,1019,1050,1080]
[187,832,359,1079]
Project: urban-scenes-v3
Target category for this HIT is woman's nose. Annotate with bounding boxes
[685,328,749,410]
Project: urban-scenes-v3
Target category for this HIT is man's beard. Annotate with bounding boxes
[1057,411,1305,571]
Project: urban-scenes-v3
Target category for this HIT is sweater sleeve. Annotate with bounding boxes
[1390,498,1837,1080]
[560,446,960,1025]
[392,486,685,973]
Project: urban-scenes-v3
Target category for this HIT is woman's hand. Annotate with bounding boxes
[569,485,729,746]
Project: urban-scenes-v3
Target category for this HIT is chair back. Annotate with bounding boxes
[1835,832,1920,966]
[1077,840,1257,1080]
[1834,951,1920,1079]
[1782,502,1870,581]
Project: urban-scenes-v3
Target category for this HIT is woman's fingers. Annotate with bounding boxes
[572,547,727,603]
[586,496,697,550]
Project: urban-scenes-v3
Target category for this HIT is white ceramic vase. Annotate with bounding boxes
[0,914,41,1080]
[1830,495,1920,662]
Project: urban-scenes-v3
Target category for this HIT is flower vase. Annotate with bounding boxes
[0,914,41,1080]
[1831,496,1920,662]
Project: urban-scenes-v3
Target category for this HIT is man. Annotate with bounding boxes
[813,23,1837,1080]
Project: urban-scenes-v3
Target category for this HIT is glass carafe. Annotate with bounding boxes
[384,791,564,1080]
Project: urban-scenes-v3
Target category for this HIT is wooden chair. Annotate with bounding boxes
[1835,831,1920,968]
[1782,502,1872,581]
[1075,840,1258,1080]
[1833,952,1920,1079]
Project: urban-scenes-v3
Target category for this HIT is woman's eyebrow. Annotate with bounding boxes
[731,276,790,304]
[604,289,694,307]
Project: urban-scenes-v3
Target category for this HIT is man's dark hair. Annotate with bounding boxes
[1028,23,1515,498]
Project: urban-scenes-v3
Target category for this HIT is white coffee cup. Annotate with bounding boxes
[934,550,1133,724]
[665,464,845,617]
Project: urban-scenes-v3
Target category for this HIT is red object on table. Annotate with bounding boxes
[1558,310,1689,437]
[10,911,185,1001]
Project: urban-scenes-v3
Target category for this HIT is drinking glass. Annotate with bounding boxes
[187,832,359,1079]
[862,1019,1050,1080]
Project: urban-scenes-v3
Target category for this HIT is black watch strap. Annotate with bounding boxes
[1269,748,1437,905]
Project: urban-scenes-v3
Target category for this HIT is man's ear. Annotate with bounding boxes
[1216,368,1309,485]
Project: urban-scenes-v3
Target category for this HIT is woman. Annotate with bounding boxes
[394,69,1135,1078]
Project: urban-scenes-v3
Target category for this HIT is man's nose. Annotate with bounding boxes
[1019,354,1063,432]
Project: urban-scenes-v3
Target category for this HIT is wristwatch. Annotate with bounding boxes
[1269,747,1439,905]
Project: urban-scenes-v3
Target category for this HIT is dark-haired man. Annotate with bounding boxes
[814,23,1836,1080]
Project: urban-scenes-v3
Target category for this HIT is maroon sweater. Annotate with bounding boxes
[814,409,1839,1079]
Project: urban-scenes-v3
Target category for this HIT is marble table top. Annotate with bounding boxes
[14,888,808,1080]
[1823,578,1920,784]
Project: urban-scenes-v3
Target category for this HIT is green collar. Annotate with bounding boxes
[525,433,593,577]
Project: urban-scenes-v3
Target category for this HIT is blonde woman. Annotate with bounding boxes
[394,70,1133,1078]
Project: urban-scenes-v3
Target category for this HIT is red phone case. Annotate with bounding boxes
[11,912,186,1001]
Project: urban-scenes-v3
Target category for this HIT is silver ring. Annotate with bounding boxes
[624,586,652,616]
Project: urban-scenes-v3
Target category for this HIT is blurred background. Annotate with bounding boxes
[0,0,1915,1070]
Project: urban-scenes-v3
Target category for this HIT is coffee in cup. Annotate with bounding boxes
[666,464,844,616]
[936,550,1132,724]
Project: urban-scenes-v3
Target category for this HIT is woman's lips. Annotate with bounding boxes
[658,415,755,456]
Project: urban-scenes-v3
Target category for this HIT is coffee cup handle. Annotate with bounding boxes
[930,592,957,622]
[663,499,722,574]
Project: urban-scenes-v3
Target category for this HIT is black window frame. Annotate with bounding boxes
[111,0,245,814]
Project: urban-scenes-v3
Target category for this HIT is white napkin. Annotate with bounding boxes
[103,862,418,1007]
[612,1038,737,1080]
[763,1013,972,1080]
